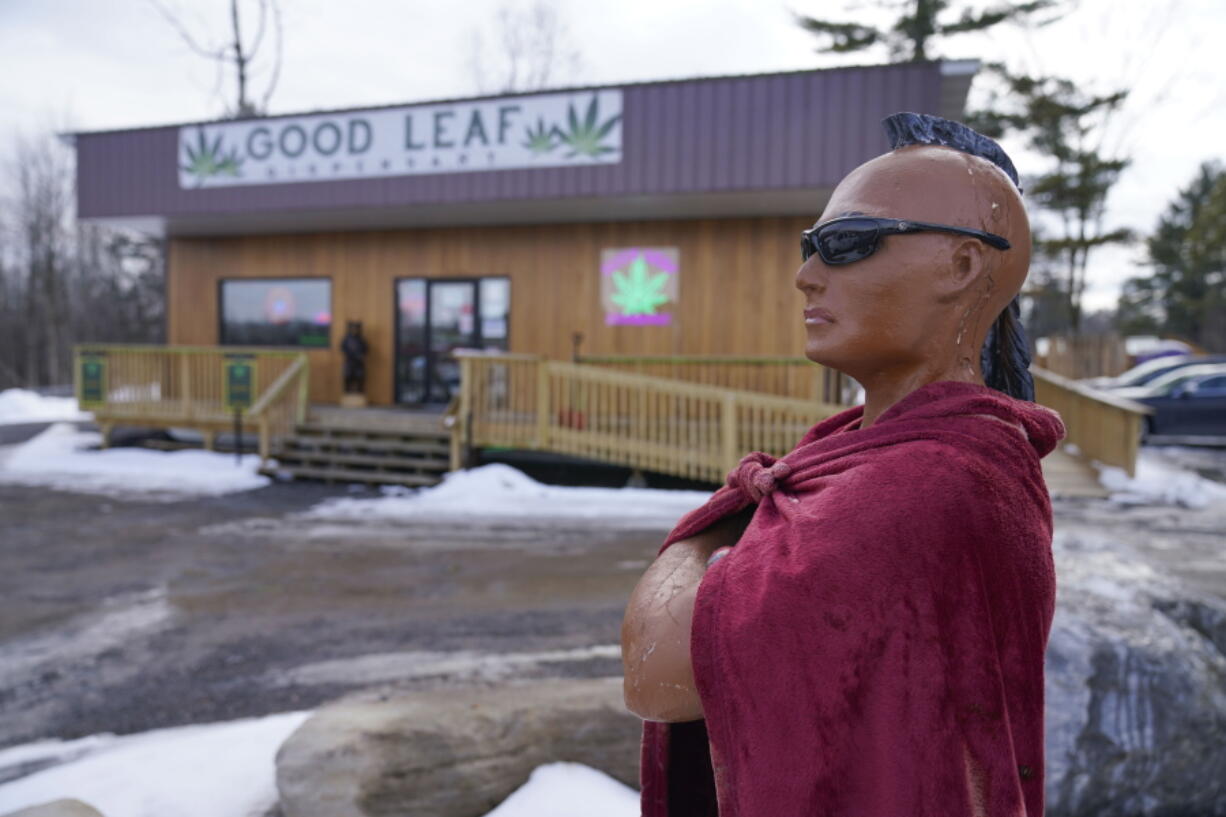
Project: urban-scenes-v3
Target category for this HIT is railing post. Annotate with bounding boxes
[258,415,270,463]
[536,360,549,450]
[450,356,473,471]
[180,352,192,420]
[721,392,738,474]
[295,355,309,424]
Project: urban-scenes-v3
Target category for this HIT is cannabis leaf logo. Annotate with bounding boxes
[610,254,670,316]
[521,116,559,154]
[557,95,621,159]
[181,127,244,185]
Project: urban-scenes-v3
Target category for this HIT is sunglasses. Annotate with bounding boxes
[801,216,1011,265]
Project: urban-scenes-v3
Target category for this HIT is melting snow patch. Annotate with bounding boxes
[304,463,710,527]
[0,711,311,817]
[0,423,269,499]
[481,762,639,817]
[1094,449,1226,510]
[0,389,90,425]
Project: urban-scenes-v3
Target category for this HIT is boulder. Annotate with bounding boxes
[1,800,104,817]
[1045,535,1226,815]
[275,676,639,817]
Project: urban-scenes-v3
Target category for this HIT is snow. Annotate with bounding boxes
[0,721,637,817]
[0,711,311,817]
[0,423,270,499]
[483,762,638,817]
[304,463,710,527]
[1094,446,1226,509]
[0,389,90,425]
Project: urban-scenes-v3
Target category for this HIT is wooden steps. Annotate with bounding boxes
[262,420,451,487]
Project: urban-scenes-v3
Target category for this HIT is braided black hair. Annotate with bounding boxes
[979,297,1035,402]
[882,111,1035,401]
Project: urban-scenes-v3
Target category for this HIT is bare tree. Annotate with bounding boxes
[0,130,165,391]
[468,0,583,94]
[149,0,283,118]
[7,133,76,386]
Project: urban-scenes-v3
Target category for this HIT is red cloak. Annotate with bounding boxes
[639,379,1066,817]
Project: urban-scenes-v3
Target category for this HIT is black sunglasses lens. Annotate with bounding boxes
[816,219,880,264]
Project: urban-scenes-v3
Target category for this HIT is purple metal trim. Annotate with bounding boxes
[606,314,673,326]
[76,63,951,223]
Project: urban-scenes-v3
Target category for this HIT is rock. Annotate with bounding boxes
[1,800,105,817]
[275,676,639,817]
[1045,533,1226,815]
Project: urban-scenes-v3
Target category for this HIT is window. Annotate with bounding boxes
[479,277,510,350]
[1195,375,1226,391]
[220,279,331,347]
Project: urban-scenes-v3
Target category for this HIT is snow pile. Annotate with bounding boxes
[0,423,270,499]
[483,762,639,816]
[0,389,90,425]
[0,719,635,817]
[0,711,311,817]
[304,463,710,527]
[1095,447,1226,509]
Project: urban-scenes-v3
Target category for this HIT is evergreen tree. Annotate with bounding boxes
[795,0,1064,61]
[1119,162,1226,351]
[968,67,1132,334]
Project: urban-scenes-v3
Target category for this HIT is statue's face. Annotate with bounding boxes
[794,145,1026,383]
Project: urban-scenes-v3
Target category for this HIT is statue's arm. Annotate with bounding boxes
[621,507,753,723]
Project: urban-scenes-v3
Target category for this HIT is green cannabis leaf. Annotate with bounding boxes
[521,116,559,154]
[557,95,621,159]
[181,127,244,184]
[610,255,670,315]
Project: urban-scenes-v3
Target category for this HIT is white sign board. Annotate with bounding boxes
[178,89,623,189]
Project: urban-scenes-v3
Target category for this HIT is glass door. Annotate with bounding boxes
[425,280,476,404]
[395,277,510,405]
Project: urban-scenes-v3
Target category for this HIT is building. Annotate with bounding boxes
[72,60,979,407]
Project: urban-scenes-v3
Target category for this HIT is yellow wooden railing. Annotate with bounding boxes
[73,344,310,461]
[577,355,853,405]
[452,353,1149,481]
[1032,367,1151,478]
[453,352,845,482]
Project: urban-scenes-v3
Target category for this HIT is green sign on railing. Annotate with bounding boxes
[223,354,257,411]
[79,352,107,408]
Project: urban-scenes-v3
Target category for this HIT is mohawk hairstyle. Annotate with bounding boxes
[880,111,1035,402]
[882,111,1022,193]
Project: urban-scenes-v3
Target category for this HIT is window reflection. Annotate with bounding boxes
[220,279,331,347]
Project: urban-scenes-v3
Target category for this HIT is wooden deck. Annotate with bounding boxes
[307,405,447,434]
[1041,447,1109,499]
[453,353,1146,494]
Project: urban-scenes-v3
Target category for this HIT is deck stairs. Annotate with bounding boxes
[261,406,451,487]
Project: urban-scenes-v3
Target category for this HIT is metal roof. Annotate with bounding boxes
[75,60,978,236]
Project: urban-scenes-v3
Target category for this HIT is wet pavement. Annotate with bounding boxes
[1,445,1223,757]
[0,479,663,751]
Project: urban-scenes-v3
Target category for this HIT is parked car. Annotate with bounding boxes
[1083,354,1226,391]
[1116,363,1226,438]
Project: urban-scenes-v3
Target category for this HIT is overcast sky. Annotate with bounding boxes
[3,0,1223,312]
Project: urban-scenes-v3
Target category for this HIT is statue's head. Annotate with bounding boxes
[795,113,1034,400]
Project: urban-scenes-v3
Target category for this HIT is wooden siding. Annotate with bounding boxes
[168,216,816,405]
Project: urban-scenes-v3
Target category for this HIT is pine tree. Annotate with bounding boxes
[795,0,1064,61]
[1119,163,1226,351]
[968,67,1132,334]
